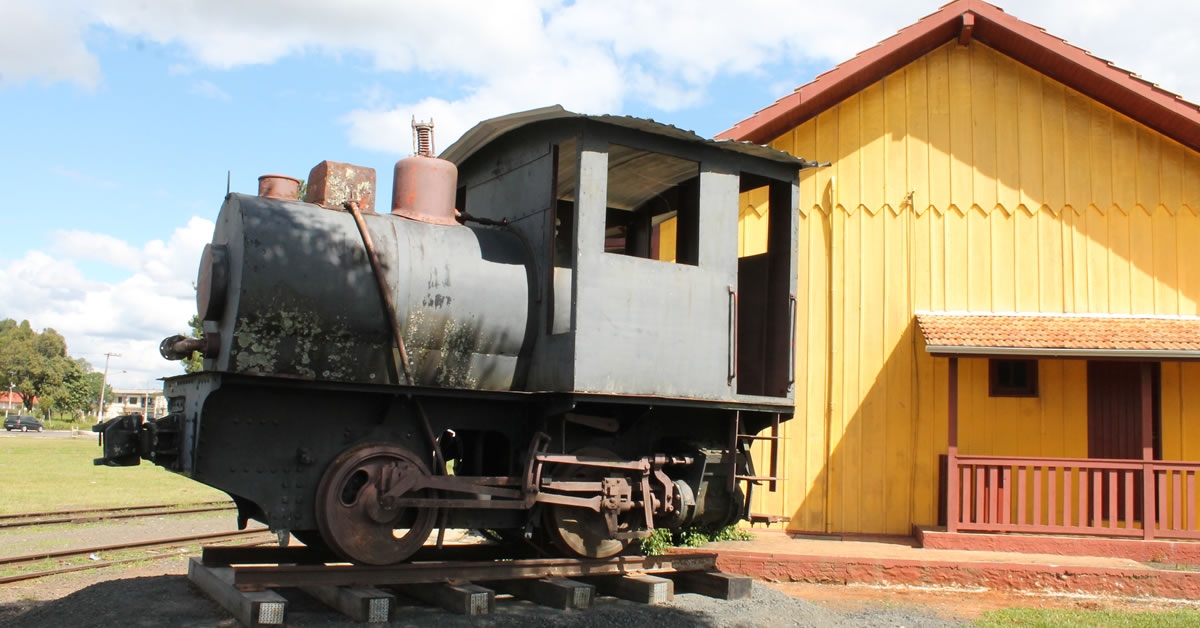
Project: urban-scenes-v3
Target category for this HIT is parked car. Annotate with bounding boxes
[4,415,43,432]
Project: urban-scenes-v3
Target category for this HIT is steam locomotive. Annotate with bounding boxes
[95,106,813,565]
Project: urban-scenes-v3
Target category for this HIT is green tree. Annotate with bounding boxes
[183,314,204,373]
[83,370,114,416]
[40,358,90,420]
[0,319,76,412]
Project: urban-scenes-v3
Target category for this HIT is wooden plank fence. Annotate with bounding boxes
[947,455,1200,540]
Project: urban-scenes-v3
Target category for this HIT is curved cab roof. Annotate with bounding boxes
[442,105,818,169]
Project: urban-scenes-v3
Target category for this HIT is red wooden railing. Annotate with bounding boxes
[948,455,1200,540]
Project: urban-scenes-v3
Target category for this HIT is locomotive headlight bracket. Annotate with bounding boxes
[92,414,144,467]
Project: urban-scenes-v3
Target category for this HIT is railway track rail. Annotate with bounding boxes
[0,501,234,530]
[0,529,273,585]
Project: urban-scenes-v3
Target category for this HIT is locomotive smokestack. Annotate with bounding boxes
[391,117,459,225]
[258,174,301,200]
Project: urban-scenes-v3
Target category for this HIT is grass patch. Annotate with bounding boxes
[976,608,1200,627]
[0,546,197,580]
[0,510,232,543]
[0,437,226,514]
[1,532,85,554]
[0,558,64,579]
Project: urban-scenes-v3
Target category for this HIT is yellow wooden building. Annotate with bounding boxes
[717,0,1200,541]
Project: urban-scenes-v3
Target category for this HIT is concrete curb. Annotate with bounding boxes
[916,527,1200,564]
[673,548,1200,600]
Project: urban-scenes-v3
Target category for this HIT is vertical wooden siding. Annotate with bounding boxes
[747,40,1200,534]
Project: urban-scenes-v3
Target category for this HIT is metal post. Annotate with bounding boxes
[5,372,13,419]
[96,352,120,423]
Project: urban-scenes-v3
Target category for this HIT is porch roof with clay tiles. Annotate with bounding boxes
[916,312,1200,359]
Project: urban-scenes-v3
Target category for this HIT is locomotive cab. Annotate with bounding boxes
[445,107,808,404]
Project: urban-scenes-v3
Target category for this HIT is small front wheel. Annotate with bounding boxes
[21,426,27,432]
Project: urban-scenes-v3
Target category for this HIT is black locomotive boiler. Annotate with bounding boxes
[96,107,814,565]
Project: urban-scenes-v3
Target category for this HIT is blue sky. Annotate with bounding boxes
[1,0,1196,389]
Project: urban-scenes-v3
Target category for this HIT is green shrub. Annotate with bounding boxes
[712,525,755,542]
[641,527,676,556]
[640,524,755,555]
[45,416,85,430]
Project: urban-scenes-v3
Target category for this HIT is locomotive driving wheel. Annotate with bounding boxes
[543,448,633,559]
[314,443,437,565]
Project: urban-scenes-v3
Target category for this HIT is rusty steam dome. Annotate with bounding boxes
[391,118,459,226]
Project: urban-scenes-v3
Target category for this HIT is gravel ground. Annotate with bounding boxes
[4,512,1189,626]
[0,510,966,627]
[2,575,966,627]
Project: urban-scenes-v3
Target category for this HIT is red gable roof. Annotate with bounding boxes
[0,392,34,405]
[718,0,1200,152]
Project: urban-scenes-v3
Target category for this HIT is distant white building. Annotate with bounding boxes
[103,388,167,421]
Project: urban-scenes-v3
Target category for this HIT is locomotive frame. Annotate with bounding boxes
[96,107,816,565]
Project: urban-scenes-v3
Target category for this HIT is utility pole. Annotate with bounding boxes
[97,352,121,423]
[5,371,13,419]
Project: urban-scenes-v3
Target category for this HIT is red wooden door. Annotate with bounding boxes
[1087,361,1160,523]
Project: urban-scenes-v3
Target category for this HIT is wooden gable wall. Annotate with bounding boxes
[743,40,1200,534]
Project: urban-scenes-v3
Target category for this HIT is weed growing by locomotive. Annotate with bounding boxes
[94,107,815,565]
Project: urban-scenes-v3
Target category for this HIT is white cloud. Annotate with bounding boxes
[343,49,627,154]
[52,166,119,191]
[16,2,1200,96]
[9,1,1200,152]
[0,3,99,89]
[49,231,141,271]
[0,218,214,389]
[190,79,231,102]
